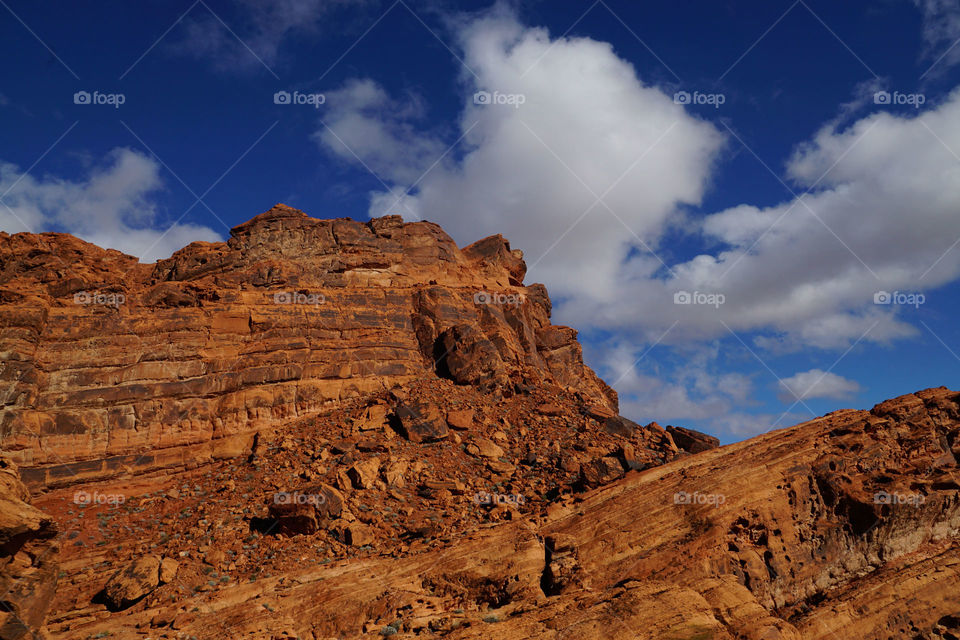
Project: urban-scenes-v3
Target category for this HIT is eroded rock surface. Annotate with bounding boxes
[28,388,960,640]
[0,205,615,488]
[3,209,958,640]
[0,457,58,639]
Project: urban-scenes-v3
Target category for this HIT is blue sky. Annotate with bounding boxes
[2,0,959,442]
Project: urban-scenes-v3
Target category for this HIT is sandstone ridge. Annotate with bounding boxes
[0,205,614,488]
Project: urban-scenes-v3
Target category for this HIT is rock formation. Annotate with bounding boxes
[1,206,958,639]
[0,205,614,488]
[27,386,960,640]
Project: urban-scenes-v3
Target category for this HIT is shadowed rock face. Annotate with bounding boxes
[0,457,58,640]
[0,205,615,487]
[667,424,720,453]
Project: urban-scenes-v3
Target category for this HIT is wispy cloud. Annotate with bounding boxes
[0,148,221,262]
[777,369,861,403]
[170,0,371,72]
[914,0,960,76]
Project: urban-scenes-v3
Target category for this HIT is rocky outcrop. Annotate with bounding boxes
[667,424,720,453]
[0,457,58,639]
[6,204,957,640]
[34,387,960,640]
[0,205,615,488]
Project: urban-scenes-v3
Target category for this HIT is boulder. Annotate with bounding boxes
[357,404,389,432]
[268,483,344,535]
[537,403,564,416]
[394,401,449,443]
[348,458,381,489]
[667,425,720,453]
[603,415,639,437]
[159,558,179,583]
[437,324,507,386]
[103,556,162,610]
[584,403,616,421]
[344,523,374,547]
[384,460,408,487]
[579,456,625,488]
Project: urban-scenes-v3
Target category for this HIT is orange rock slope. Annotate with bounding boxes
[25,386,960,640]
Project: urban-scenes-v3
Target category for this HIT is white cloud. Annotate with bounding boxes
[0,148,222,262]
[597,341,755,424]
[318,5,724,306]
[311,5,960,437]
[316,7,960,351]
[913,0,960,74]
[777,369,861,403]
[315,79,446,189]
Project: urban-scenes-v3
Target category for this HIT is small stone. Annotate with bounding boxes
[348,458,381,489]
[537,403,563,416]
[466,437,504,459]
[446,409,474,430]
[345,523,374,546]
[159,558,178,583]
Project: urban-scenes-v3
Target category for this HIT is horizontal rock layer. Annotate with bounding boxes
[0,205,615,487]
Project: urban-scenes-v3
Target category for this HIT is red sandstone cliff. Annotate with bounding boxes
[0,204,615,488]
